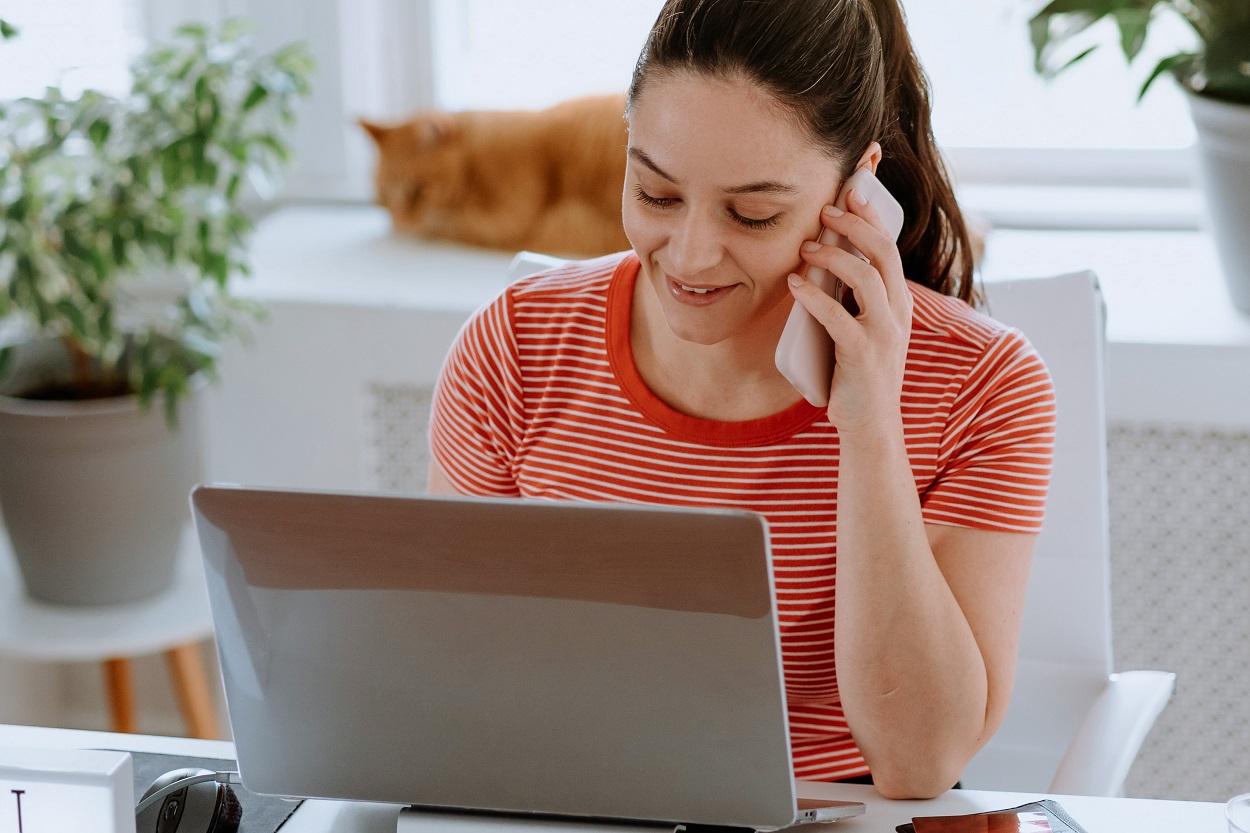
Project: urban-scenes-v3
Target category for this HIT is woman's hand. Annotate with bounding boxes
[786,189,913,437]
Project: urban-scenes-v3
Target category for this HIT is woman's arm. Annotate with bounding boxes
[426,458,461,495]
[787,195,1049,799]
[833,420,1035,798]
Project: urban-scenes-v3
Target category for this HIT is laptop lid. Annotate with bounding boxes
[191,485,798,830]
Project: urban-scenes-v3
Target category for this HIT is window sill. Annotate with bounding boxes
[980,226,1250,428]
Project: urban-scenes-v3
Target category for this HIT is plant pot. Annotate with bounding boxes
[0,338,206,605]
[1185,90,1250,315]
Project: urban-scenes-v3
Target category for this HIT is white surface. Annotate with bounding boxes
[0,746,134,833]
[245,205,514,310]
[1050,671,1177,797]
[0,724,1228,833]
[0,524,213,661]
[980,227,1250,429]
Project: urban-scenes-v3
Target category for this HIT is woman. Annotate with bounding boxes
[427,0,1056,800]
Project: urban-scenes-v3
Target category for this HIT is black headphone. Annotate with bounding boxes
[136,768,243,833]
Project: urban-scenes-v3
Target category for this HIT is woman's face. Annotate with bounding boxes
[623,71,846,348]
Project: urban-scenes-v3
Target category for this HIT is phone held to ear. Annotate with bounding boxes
[774,166,905,408]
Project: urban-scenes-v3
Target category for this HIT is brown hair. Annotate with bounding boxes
[627,0,976,304]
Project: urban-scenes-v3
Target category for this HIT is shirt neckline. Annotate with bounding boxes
[605,252,826,447]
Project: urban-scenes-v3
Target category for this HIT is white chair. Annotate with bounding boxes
[965,270,1174,796]
[507,253,1175,797]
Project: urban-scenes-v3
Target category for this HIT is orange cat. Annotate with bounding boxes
[359,94,630,258]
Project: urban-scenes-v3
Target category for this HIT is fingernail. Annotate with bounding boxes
[853,189,868,206]
[801,241,820,252]
[823,204,843,216]
[787,273,804,288]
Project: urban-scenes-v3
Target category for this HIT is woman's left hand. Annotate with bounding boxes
[787,188,913,437]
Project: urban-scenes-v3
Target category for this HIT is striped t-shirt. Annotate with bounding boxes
[429,250,1057,781]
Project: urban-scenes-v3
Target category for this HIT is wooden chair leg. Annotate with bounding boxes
[102,658,136,734]
[165,642,219,740]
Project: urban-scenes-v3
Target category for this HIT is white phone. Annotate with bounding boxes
[774,166,905,408]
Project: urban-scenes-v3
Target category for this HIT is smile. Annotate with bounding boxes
[667,277,738,306]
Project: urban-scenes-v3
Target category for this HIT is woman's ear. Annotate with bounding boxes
[856,141,883,175]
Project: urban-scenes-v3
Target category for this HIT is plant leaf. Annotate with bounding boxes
[242,83,268,112]
[1138,51,1199,101]
[1056,44,1101,77]
[1112,6,1152,62]
[0,19,18,40]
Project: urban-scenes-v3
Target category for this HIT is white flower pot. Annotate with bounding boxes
[1186,90,1250,315]
[0,339,205,605]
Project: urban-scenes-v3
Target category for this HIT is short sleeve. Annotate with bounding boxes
[921,328,1057,533]
[428,290,525,496]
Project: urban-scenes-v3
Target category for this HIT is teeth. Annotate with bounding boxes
[679,283,715,294]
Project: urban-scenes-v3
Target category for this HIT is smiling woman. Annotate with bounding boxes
[427,0,1056,800]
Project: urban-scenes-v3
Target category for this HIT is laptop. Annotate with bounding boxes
[190,485,866,831]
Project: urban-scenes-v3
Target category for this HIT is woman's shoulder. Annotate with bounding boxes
[905,279,1051,392]
[906,279,1017,350]
[505,250,633,307]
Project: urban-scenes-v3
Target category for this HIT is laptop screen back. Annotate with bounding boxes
[191,486,797,829]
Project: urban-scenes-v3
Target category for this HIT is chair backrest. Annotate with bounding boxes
[509,253,1114,792]
[962,270,1113,791]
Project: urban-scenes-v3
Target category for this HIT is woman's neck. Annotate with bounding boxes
[629,273,803,421]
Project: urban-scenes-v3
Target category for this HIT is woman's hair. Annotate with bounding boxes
[627,0,976,304]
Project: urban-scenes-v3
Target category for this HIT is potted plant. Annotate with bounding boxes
[1028,1,1250,312]
[0,19,313,604]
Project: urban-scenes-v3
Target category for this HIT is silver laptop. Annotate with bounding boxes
[190,485,865,831]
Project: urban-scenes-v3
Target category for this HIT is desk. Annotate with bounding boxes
[0,723,1228,833]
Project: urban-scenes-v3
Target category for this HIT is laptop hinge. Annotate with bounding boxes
[673,825,755,833]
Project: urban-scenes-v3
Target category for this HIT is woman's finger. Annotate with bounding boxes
[786,272,866,352]
[821,201,907,307]
[799,241,888,323]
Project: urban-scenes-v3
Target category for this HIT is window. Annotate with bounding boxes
[429,1,655,111]
[4,1,1204,221]
[0,1,146,99]
[426,1,1199,192]
[903,1,1197,188]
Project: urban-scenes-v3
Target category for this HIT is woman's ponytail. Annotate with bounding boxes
[868,0,976,303]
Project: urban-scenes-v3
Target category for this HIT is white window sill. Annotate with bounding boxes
[236,204,1250,430]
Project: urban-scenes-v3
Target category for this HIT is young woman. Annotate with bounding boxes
[427,0,1056,799]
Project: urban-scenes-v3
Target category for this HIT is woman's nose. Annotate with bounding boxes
[664,210,723,279]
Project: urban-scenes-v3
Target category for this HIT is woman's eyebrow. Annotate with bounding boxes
[629,147,798,196]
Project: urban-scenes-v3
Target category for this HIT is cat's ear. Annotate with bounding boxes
[357,118,390,146]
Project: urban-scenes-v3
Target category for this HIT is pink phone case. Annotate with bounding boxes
[774,167,906,407]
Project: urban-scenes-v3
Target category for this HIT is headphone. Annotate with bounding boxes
[136,768,243,833]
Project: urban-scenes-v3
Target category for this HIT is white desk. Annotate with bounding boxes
[0,723,1227,833]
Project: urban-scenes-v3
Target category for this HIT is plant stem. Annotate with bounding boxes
[61,335,95,389]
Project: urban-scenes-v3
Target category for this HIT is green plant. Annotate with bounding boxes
[0,19,313,425]
[1028,0,1250,104]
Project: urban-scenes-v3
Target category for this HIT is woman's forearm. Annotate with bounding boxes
[833,417,988,798]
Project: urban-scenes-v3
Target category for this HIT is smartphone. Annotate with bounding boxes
[774,166,906,408]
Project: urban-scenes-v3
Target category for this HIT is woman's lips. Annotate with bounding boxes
[667,277,738,306]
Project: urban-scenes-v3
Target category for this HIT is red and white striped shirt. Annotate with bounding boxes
[430,250,1056,781]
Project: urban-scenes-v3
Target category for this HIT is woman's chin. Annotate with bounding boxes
[660,312,736,346]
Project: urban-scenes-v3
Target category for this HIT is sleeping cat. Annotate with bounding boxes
[360,92,989,269]
[359,94,631,258]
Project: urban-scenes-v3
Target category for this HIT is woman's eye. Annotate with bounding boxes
[633,184,781,231]
[633,184,677,209]
[731,211,780,230]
